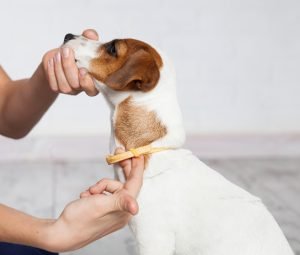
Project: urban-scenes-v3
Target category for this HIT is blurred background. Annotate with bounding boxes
[0,0,299,254]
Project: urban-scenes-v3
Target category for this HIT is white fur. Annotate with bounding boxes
[66,36,294,255]
[64,35,101,69]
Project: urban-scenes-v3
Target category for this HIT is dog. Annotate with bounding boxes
[64,33,294,255]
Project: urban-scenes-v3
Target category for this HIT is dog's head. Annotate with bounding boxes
[63,33,163,94]
[64,33,185,152]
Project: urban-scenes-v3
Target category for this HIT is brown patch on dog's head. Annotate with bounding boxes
[90,39,163,92]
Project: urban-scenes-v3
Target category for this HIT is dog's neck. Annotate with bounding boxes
[96,53,185,165]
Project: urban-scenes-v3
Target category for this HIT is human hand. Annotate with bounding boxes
[45,151,144,252]
[81,148,145,199]
[42,29,99,96]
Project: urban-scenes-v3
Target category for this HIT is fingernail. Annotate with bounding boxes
[62,47,69,58]
[55,52,61,62]
[79,68,87,77]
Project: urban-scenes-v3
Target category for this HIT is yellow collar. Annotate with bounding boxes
[106,144,171,165]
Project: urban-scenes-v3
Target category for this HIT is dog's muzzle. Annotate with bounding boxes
[63,33,76,44]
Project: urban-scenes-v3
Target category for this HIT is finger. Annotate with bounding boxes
[121,160,132,180]
[117,193,139,215]
[42,48,58,67]
[54,52,77,94]
[94,192,139,215]
[61,47,80,89]
[120,194,139,215]
[89,178,123,195]
[124,156,145,197]
[115,147,132,179]
[79,69,99,96]
[47,58,58,92]
[80,190,91,198]
[114,147,125,155]
[43,49,60,92]
[82,29,99,40]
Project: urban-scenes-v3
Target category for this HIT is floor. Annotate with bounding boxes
[0,157,299,255]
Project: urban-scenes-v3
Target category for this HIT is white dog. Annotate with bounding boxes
[64,33,294,255]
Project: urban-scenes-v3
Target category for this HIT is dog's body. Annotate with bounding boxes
[132,149,293,255]
[65,34,294,255]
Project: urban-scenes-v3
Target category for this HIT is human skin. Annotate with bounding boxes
[0,29,98,139]
[0,29,145,252]
[0,153,144,252]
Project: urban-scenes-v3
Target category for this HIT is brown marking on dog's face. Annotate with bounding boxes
[115,97,167,163]
[90,39,163,92]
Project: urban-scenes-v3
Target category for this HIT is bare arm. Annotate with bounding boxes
[0,29,99,139]
[0,65,57,139]
[0,204,53,248]
[0,154,144,252]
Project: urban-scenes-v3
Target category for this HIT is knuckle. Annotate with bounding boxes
[88,186,95,193]
[42,54,47,64]
[42,50,51,65]
[42,58,48,71]
[42,49,58,65]
[95,179,108,188]
[101,178,110,183]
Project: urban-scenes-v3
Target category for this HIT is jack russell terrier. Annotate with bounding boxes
[63,33,294,255]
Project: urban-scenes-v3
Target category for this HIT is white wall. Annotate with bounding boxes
[0,0,299,136]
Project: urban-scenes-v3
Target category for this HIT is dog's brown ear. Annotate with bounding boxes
[105,49,160,92]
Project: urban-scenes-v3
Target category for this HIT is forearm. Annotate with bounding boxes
[0,64,58,138]
[0,204,54,250]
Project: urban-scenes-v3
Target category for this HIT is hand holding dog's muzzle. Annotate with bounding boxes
[42,29,99,96]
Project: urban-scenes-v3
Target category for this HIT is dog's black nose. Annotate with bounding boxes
[63,33,75,44]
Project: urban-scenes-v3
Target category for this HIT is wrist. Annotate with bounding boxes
[40,218,69,253]
[33,218,58,252]
[0,205,58,253]
[42,217,82,253]
[32,63,57,96]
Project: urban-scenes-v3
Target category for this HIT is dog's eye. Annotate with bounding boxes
[106,40,117,57]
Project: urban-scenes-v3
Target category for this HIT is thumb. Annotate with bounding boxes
[94,192,139,216]
[82,29,99,40]
[118,193,139,215]
[124,155,145,197]
[79,68,99,96]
